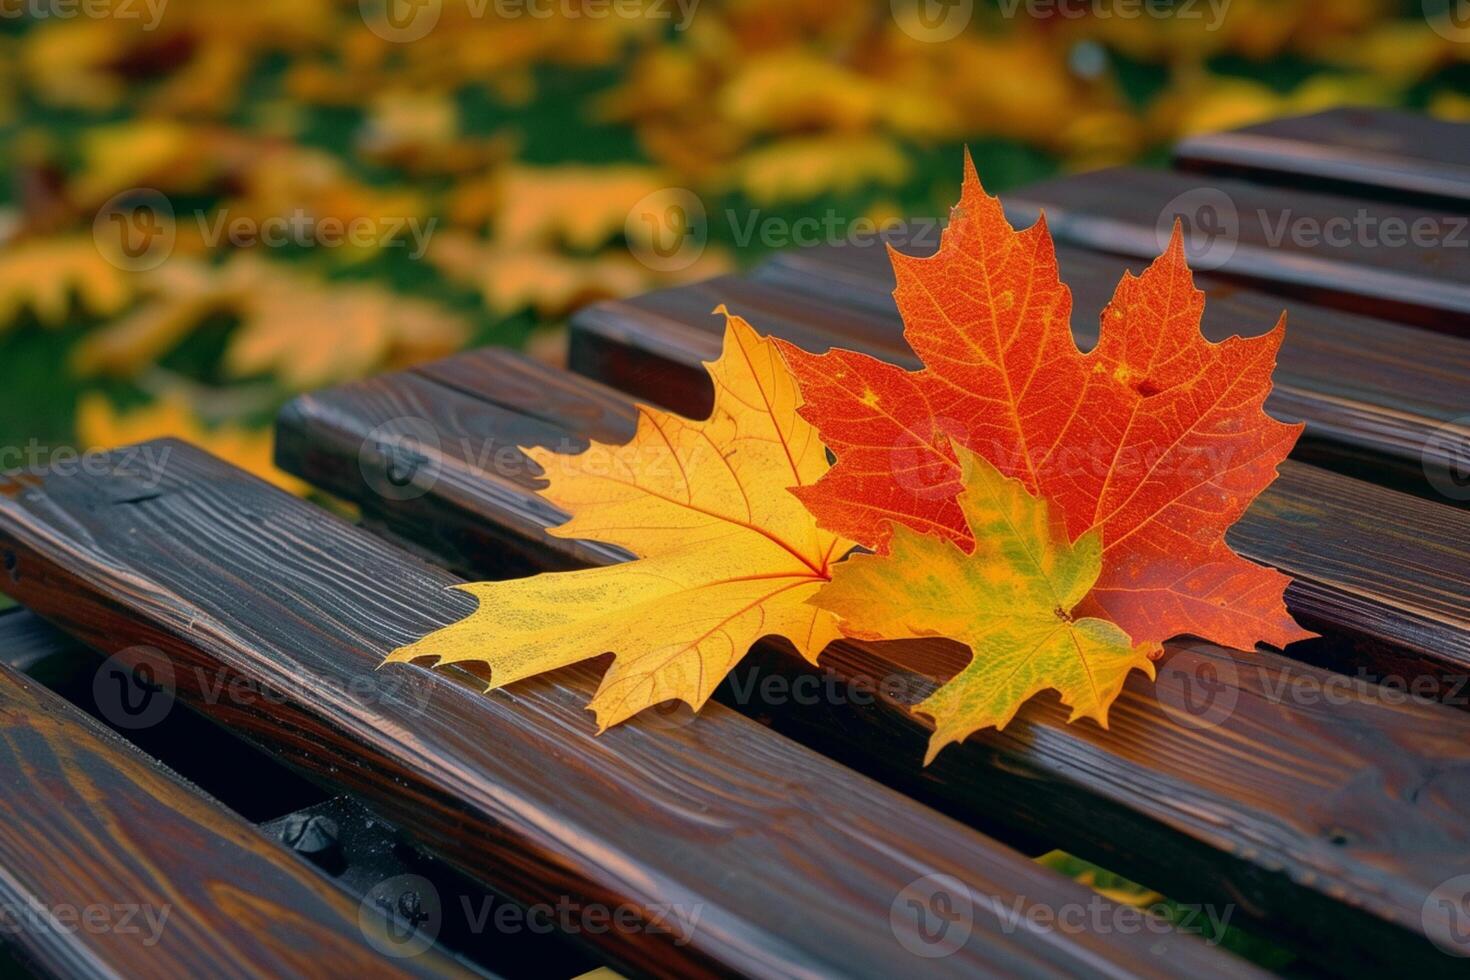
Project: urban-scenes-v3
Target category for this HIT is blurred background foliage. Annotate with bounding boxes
[0,0,1467,493]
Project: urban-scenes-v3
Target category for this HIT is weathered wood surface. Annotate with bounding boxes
[999,168,1470,330]
[0,445,1251,980]
[1174,108,1470,205]
[743,244,1470,501]
[278,351,1470,976]
[0,659,467,979]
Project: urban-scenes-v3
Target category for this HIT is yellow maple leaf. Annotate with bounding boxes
[0,237,133,329]
[74,255,469,389]
[726,134,911,206]
[388,311,855,729]
[77,392,308,497]
[813,449,1155,764]
[494,165,671,250]
[430,231,731,318]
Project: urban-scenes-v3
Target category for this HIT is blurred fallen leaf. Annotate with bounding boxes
[74,255,469,389]
[0,237,133,328]
[77,390,309,496]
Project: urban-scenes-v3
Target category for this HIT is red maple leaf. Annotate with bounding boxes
[776,155,1314,652]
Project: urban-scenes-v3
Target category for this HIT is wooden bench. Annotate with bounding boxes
[2,107,1468,976]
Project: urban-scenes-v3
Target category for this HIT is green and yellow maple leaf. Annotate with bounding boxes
[813,448,1155,763]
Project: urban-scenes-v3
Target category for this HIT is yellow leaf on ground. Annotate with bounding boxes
[430,231,731,318]
[74,255,469,389]
[813,449,1155,764]
[77,392,308,497]
[0,237,133,328]
[494,165,671,250]
[726,135,910,206]
[388,311,855,729]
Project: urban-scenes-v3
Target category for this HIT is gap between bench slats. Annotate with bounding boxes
[0,659,465,979]
[277,353,1470,977]
[0,443,1244,980]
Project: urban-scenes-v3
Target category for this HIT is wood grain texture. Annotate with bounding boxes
[1000,168,1470,331]
[0,660,466,979]
[743,241,1470,501]
[0,444,1249,980]
[276,353,1470,976]
[1174,108,1470,206]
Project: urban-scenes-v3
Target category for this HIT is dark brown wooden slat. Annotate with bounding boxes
[0,445,1244,980]
[277,352,1470,976]
[0,659,465,979]
[1000,168,1470,331]
[1174,108,1470,206]
[741,249,1470,501]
